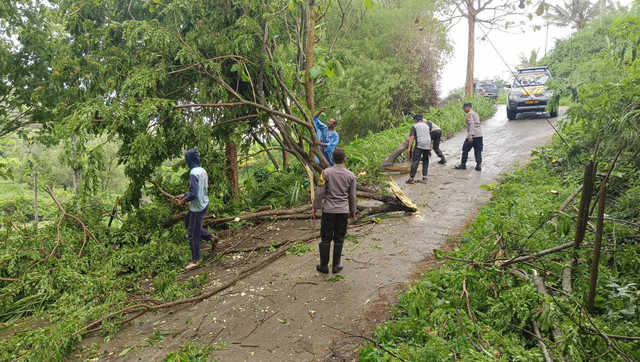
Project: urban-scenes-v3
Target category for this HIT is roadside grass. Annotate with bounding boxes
[359,156,640,360]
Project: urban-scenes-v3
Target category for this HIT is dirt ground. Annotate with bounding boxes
[74,106,562,361]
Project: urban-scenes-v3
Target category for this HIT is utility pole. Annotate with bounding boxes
[544,21,549,56]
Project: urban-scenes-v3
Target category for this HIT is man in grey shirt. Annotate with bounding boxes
[406,114,431,184]
[455,102,483,171]
[311,148,357,274]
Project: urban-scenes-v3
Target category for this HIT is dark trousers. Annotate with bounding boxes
[430,130,445,160]
[461,137,483,167]
[187,206,212,262]
[409,148,430,178]
[319,212,349,267]
[320,213,349,248]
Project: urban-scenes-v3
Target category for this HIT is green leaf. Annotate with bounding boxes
[363,0,374,10]
[334,59,345,77]
[309,65,323,79]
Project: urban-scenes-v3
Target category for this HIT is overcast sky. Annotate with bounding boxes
[438,0,634,96]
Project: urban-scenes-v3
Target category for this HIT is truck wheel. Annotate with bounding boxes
[507,108,517,120]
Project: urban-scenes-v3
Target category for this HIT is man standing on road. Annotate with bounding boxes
[406,114,431,184]
[311,148,357,275]
[175,149,213,271]
[455,103,483,171]
[425,119,446,164]
[313,106,340,166]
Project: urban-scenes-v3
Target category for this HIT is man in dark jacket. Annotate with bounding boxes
[311,148,357,274]
[175,149,213,270]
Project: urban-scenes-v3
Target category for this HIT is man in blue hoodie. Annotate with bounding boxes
[175,149,212,271]
[313,106,340,166]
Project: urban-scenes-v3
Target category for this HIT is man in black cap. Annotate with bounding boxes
[311,148,357,274]
[455,103,483,171]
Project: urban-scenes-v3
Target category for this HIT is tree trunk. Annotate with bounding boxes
[586,183,606,312]
[282,149,290,169]
[33,172,38,228]
[573,161,596,255]
[380,137,409,167]
[464,0,476,98]
[304,0,316,113]
[225,141,240,202]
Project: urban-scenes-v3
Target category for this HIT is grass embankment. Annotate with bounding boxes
[360,155,640,360]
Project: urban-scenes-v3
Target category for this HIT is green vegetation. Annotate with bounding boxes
[0,1,496,359]
[361,7,640,361]
[163,341,225,362]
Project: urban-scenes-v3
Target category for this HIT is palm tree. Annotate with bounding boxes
[545,0,603,30]
[517,49,540,68]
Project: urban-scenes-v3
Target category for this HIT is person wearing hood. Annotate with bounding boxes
[175,149,213,270]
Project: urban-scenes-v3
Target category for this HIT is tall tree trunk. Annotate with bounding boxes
[304,0,316,113]
[464,0,476,98]
[33,172,38,228]
[225,141,240,202]
[586,183,606,313]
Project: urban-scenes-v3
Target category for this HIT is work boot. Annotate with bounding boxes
[316,244,330,274]
[475,165,482,171]
[454,164,466,170]
[422,176,428,182]
[405,178,415,184]
[332,243,344,274]
[438,158,447,164]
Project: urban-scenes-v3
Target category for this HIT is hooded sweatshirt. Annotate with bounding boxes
[184,149,209,212]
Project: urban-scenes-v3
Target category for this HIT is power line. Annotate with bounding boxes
[457,0,579,163]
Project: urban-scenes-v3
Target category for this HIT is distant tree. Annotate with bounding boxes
[517,48,540,68]
[438,1,531,97]
[0,1,61,139]
[545,0,605,30]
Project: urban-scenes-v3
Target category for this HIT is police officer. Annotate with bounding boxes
[311,148,357,274]
[454,103,483,171]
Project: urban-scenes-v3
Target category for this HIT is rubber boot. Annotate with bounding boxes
[316,244,330,274]
[332,243,344,274]
[460,152,468,167]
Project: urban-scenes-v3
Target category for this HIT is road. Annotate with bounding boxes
[78,106,562,361]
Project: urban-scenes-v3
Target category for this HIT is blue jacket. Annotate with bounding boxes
[184,149,209,212]
[313,116,339,165]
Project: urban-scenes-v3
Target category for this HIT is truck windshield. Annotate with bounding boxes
[475,83,498,92]
[515,74,549,87]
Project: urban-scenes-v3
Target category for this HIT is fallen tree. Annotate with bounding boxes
[160,179,418,229]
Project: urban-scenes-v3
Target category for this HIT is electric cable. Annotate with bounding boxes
[457,0,579,163]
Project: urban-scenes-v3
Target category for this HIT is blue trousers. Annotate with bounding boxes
[187,206,212,262]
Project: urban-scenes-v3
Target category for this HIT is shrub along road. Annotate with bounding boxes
[79,106,563,361]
